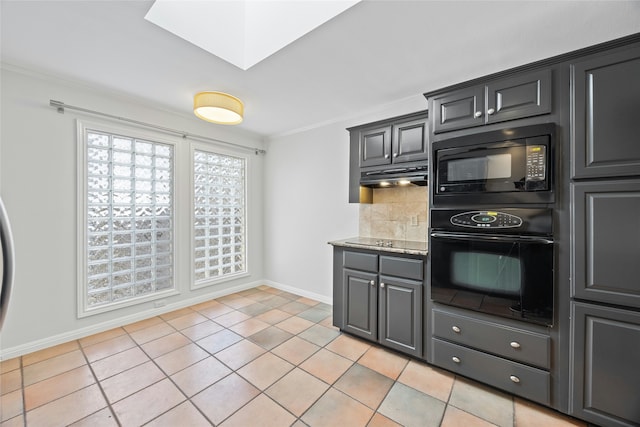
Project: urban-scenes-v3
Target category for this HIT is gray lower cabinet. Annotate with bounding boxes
[432,339,550,405]
[335,247,424,358]
[378,275,422,356]
[342,268,378,340]
[571,302,640,427]
[430,305,551,405]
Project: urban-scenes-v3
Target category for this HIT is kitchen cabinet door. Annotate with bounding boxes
[342,268,378,340]
[571,302,640,426]
[431,69,551,134]
[359,125,392,168]
[348,111,428,203]
[486,69,551,125]
[571,180,640,308]
[571,46,640,179]
[378,276,422,357]
[391,116,428,164]
[432,86,485,133]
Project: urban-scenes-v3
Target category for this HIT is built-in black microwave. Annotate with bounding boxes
[433,123,555,206]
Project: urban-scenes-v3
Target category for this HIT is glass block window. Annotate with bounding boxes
[84,130,174,309]
[193,149,246,284]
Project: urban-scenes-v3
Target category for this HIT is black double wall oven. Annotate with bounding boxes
[430,123,556,326]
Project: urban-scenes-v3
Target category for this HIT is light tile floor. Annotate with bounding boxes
[1,285,587,427]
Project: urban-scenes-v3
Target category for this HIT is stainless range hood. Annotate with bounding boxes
[359,165,428,188]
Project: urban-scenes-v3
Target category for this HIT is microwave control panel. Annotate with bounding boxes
[450,211,523,228]
[526,145,546,181]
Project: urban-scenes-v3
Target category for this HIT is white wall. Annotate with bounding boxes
[263,97,428,302]
[0,67,266,358]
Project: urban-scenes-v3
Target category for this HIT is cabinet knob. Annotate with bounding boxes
[369,280,375,287]
[393,153,398,158]
[510,341,521,349]
[452,326,461,333]
[384,154,390,159]
[380,282,385,288]
[510,375,521,383]
[487,108,496,115]
[452,356,461,364]
[474,111,483,118]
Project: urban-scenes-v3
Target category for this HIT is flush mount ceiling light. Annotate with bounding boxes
[145,0,361,70]
[193,92,244,125]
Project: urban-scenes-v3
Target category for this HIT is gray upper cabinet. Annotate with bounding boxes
[432,69,552,134]
[348,110,428,203]
[392,116,429,164]
[431,86,484,133]
[571,180,640,308]
[358,114,428,168]
[571,302,640,427]
[571,46,640,179]
[359,125,392,168]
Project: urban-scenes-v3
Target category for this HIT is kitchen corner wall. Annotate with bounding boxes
[359,186,428,242]
[263,95,429,301]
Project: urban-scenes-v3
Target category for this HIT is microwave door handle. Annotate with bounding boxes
[430,232,553,245]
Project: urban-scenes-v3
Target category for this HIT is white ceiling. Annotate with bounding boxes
[2,1,639,138]
[144,0,361,71]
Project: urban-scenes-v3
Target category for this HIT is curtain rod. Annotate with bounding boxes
[49,100,266,155]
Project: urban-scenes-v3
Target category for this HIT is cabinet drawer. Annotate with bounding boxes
[379,256,423,281]
[432,309,550,369]
[433,338,550,406]
[343,251,378,272]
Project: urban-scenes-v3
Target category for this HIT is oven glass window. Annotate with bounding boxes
[430,234,554,326]
[452,251,521,296]
[447,154,512,182]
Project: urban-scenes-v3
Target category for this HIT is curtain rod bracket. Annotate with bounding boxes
[50,100,65,114]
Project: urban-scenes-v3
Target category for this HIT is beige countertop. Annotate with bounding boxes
[328,237,428,256]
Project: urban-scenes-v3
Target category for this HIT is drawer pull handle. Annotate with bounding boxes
[510,375,521,383]
[452,356,461,364]
[510,341,521,349]
[452,326,461,333]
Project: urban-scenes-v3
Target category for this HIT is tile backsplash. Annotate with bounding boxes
[359,186,428,242]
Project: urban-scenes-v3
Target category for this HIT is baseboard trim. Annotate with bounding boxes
[262,280,332,306]
[0,280,263,360]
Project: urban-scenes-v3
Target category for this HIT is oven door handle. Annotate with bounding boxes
[430,232,554,245]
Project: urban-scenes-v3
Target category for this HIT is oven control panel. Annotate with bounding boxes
[450,211,523,228]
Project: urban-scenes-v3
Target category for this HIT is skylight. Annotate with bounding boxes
[145,0,361,71]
